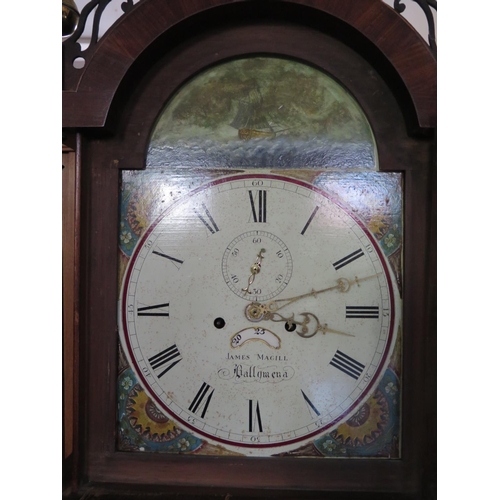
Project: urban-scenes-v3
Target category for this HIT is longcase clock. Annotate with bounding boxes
[62,1,436,498]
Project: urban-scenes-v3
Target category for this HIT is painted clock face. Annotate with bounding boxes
[118,173,400,456]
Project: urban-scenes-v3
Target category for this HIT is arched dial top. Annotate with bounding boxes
[118,173,400,456]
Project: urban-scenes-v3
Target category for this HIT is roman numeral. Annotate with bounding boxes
[152,250,184,265]
[137,303,170,317]
[333,248,364,270]
[301,390,320,417]
[330,350,365,380]
[345,305,379,319]
[148,345,182,378]
[249,400,263,432]
[188,382,215,419]
[300,206,319,235]
[194,203,219,234]
[249,190,267,223]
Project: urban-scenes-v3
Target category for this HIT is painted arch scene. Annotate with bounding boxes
[147,57,377,169]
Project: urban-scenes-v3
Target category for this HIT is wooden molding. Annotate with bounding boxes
[62,0,436,130]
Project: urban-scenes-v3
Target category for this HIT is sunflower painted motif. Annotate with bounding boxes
[314,369,400,457]
[117,368,203,453]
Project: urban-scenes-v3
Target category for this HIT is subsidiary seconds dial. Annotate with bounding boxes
[222,231,293,301]
[118,173,401,456]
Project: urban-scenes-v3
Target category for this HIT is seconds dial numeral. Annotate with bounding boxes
[330,350,365,380]
[189,382,215,419]
[148,344,182,378]
[249,190,267,223]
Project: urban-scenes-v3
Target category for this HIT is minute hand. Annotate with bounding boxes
[263,274,381,314]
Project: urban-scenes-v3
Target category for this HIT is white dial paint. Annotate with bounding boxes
[118,173,400,456]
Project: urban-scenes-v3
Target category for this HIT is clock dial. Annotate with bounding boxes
[118,173,400,456]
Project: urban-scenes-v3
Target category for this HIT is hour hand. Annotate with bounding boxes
[268,311,355,339]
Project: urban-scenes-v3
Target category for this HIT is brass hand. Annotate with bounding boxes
[267,311,355,339]
[241,248,266,295]
[261,274,381,314]
[244,273,381,338]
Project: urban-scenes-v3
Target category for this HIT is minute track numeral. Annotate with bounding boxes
[330,350,365,380]
[346,305,380,319]
[194,203,219,234]
[188,382,215,419]
[333,248,364,270]
[249,190,267,223]
[137,303,170,317]
[148,345,182,378]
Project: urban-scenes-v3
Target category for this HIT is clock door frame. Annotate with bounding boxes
[63,1,436,498]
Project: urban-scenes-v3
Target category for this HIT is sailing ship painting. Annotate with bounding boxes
[147,57,377,169]
[230,86,289,140]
